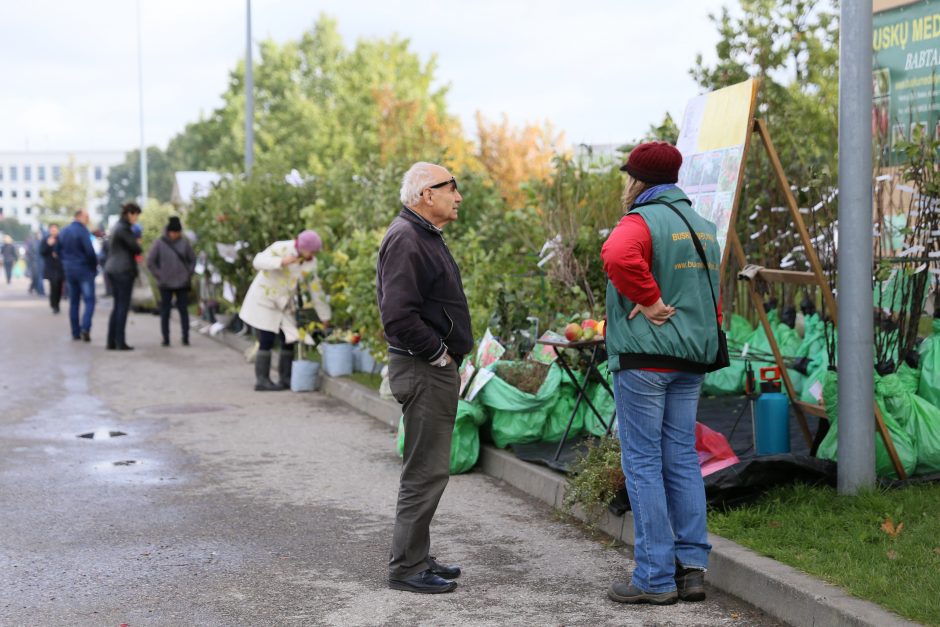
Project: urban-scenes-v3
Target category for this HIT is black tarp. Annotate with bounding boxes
[511,395,839,510]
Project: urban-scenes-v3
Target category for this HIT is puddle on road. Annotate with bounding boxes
[77,430,127,440]
[135,403,237,416]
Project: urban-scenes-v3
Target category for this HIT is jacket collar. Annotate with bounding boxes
[400,205,443,235]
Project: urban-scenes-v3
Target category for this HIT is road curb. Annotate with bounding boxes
[205,327,919,627]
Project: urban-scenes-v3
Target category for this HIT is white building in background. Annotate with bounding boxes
[0,150,125,232]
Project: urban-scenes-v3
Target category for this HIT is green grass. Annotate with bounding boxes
[708,483,940,625]
[346,371,382,391]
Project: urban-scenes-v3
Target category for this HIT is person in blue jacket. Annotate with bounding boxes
[57,209,99,342]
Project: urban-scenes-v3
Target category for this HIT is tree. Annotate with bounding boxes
[689,0,840,309]
[691,0,839,172]
[104,146,177,219]
[0,217,31,241]
[476,113,564,208]
[38,156,94,220]
[162,14,474,178]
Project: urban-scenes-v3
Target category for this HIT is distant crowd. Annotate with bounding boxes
[1,204,195,350]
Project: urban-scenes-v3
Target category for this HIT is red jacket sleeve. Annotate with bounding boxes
[601,214,660,307]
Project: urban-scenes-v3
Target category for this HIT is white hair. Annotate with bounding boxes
[400,162,442,208]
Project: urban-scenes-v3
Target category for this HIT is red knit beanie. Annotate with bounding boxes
[620,141,683,184]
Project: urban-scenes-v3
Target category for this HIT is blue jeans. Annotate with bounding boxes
[613,369,711,593]
[65,270,96,337]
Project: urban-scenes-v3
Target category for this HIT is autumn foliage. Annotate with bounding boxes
[475,112,565,208]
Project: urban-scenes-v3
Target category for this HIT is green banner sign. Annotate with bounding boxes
[874,0,940,163]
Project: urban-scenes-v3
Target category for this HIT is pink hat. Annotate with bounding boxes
[296,230,322,254]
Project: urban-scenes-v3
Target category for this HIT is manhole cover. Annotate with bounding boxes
[78,430,127,439]
[113,460,137,466]
[135,403,237,416]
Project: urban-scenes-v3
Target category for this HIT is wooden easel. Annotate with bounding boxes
[724,118,907,479]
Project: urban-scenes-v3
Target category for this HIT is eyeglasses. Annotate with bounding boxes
[427,177,458,192]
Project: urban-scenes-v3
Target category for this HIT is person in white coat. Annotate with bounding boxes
[239,230,331,391]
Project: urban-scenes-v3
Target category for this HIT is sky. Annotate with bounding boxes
[0,0,732,156]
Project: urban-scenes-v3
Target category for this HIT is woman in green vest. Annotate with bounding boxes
[601,142,722,606]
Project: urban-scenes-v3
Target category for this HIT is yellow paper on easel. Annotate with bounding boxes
[697,80,756,151]
[675,78,758,257]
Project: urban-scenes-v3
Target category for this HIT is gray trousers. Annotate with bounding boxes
[387,353,459,579]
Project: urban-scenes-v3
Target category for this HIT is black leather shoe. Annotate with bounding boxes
[106,343,116,350]
[427,556,461,579]
[117,344,134,351]
[388,569,458,594]
[182,338,190,346]
[81,331,91,342]
[675,564,706,602]
[161,340,170,347]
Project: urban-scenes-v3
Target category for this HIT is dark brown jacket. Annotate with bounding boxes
[376,207,473,362]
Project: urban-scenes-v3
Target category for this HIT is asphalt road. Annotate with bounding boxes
[0,277,783,626]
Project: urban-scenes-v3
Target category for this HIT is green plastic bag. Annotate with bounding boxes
[543,373,586,442]
[879,365,940,476]
[477,361,562,448]
[703,361,746,396]
[815,370,918,479]
[796,314,827,359]
[582,362,616,437]
[918,319,940,407]
[396,400,487,474]
[728,313,754,343]
[798,358,829,405]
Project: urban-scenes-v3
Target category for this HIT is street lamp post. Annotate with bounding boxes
[245,0,254,177]
[136,0,148,204]
[837,0,876,494]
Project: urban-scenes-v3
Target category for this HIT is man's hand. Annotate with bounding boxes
[281,255,300,266]
[629,298,676,326]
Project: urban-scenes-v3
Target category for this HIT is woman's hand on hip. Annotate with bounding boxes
[629,298,675,326]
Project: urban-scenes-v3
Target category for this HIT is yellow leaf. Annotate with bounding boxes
[880,517,904,538]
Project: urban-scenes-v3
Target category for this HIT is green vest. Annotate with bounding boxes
[605,188,722,373]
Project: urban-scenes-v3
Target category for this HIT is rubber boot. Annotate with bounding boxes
[254,350,283,391]
[278,350,293,389]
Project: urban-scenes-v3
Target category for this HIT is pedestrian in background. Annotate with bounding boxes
[601,142,721,606]
[146,216,196,347]
[377,161,472,594]
[1,234,17,284]
[238,230,331,391]
[40,224,64,314]
[26,233,45,296]
[104,202,142,350]
[58,209,98,342]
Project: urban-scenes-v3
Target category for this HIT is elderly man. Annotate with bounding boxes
[377,162,473,594]
[58,209,98,342]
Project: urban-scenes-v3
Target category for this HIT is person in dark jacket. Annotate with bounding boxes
[40,224,65,314]
[377,161,472,595]
[26,234,45,296]
[58,209,99,341]
[104,202,142,350]
[1,234,18,284]
[146,216,196,347]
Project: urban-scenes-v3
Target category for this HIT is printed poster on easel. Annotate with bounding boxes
[675,79,759,265]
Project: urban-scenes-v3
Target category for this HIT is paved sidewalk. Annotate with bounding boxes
[0,277,780,626]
